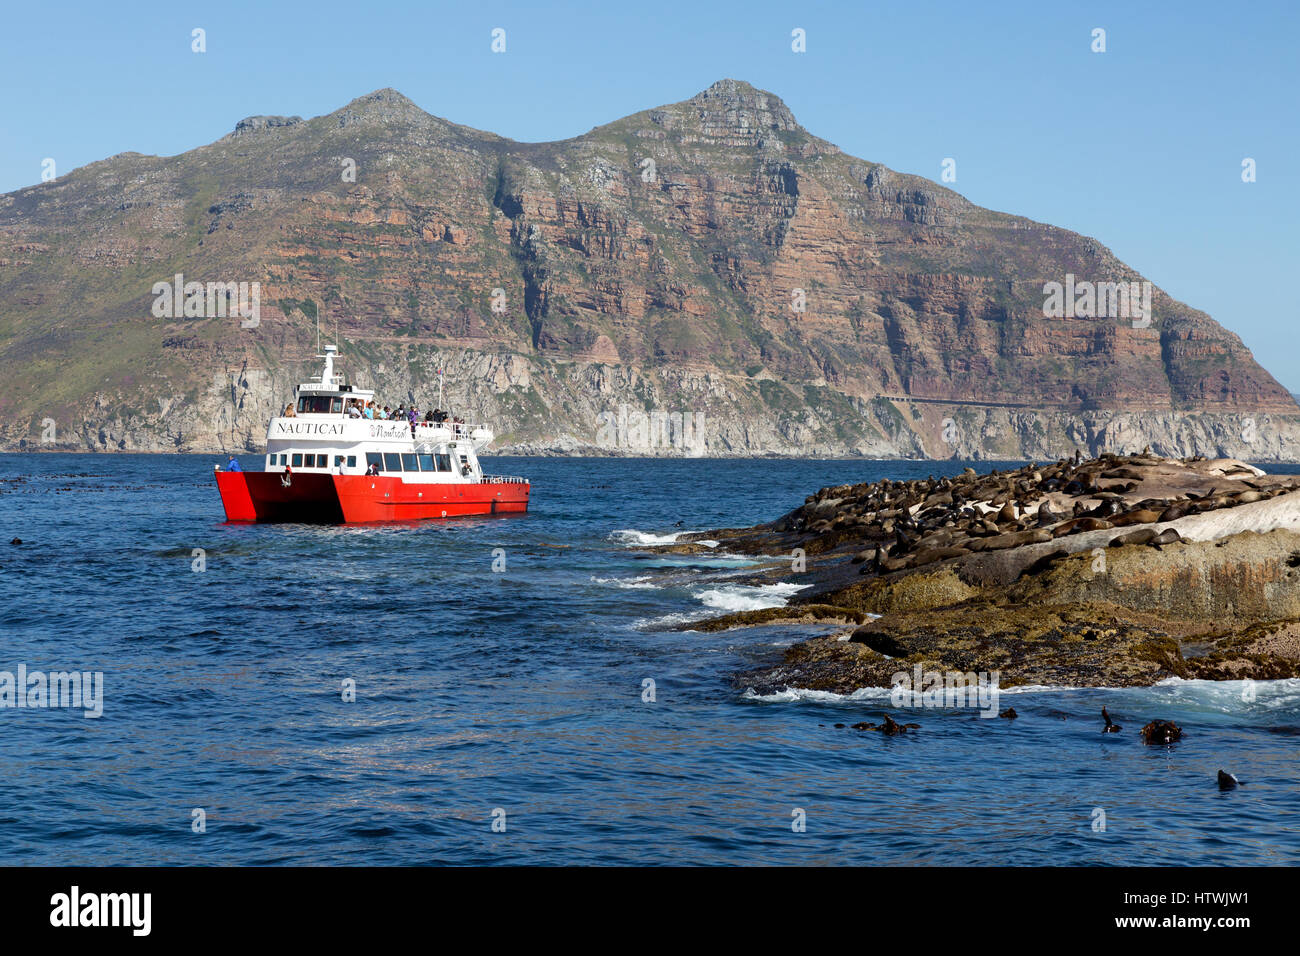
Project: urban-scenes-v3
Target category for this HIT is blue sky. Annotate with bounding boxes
[3,0,1298,386]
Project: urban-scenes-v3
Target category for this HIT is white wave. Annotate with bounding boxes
[999,684,1094,695]
[693,582,810,612]
[741,676,1300,707]
[632,610,709,630]
[609,529,693,546]
[590,575,660,590]
[742,684,977,705]
[640,555,761,569]
[741,685,894,703]
[1147,676,1300,712]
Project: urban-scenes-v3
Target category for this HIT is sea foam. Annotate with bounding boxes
[609,529,693,546]
[693,582,810,612]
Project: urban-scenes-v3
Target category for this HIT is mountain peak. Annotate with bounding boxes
[330,88,431,127]
[348,88,419,109]
[679,78,801,135]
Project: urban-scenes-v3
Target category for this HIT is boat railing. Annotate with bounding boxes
[412,421,484,439]
[481,475,529,485]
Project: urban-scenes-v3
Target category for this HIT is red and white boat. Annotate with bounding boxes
[215,345,529,523]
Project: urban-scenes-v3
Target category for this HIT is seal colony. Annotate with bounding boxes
[650,453,1300,692]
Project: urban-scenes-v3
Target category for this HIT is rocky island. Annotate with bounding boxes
[658,454,1300,692]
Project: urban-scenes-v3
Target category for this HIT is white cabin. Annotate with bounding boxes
[262,346,498,483]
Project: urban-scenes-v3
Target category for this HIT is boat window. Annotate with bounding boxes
[435,453,452,472]
[292,453,303,467]
[334,456,345,467]
[366,452,383,471]
[347,456,356,468]
[418,454,435,472]
[384,453,402,472]
[297,395,336,414]
[278,455,287,466]
[331,397,343,414]
[401,453,418,471]
[267,455,273,468]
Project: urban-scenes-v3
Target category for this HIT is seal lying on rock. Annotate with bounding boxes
[1141,719,1183,744]
[1110,528,1157,547]
[1149,527,1182,547]
[1112,508,1162,527]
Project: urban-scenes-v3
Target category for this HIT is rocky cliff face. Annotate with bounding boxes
[1,80,1296,458]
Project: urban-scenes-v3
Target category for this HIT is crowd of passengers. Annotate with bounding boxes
[283,399,466,429]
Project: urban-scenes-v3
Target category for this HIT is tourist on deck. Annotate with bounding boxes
[364,402,375,420]
[283,404,296,418]
[347,400,362,418]
[226,456,242,472]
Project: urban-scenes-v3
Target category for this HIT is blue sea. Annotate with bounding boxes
[1,453,1298,865]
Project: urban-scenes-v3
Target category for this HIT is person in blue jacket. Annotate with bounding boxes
[226,456,242,472]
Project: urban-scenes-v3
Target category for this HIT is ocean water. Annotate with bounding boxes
[1,453,1298,866]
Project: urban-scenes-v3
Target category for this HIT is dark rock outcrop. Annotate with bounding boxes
[662,455,1300,690]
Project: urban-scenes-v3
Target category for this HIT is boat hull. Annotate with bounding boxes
[215,471,529,523]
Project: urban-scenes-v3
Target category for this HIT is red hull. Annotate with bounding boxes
[216,471,529,523]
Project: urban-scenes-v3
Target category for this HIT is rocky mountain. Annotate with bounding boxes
[2,79,1296,459]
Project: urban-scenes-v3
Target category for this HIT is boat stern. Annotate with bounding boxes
[215,470,258,521]
[215,469,345,523]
